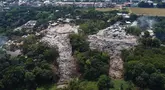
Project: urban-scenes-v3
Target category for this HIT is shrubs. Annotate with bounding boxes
[125,26,141,36]
[141,38,161,48]
[79,20,106,35]
[70,34,110,81]
[125,61,165,90]
[57,75,114,90]
[69,34,89,52]
[75,50,109,81]
[57,79,98,90]
[97,75,113,90]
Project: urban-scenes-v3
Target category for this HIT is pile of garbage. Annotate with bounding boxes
[88,23,137,79]
[41,24,79,84]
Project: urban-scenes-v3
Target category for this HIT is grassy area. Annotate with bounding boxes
[96,7,165,16]
[96,8,119,12]
[36,80,135,90]
[36,82,98,90]
[96,7,129,13]
[37,84,57,90]
[129,8,165,16]
[112,79,136,90]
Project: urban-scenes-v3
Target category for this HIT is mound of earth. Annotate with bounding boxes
[88,23,137,79]
[41,24,79,84]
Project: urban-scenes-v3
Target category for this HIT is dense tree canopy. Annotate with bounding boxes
[157,2,165,8]
[0,35,59,90]
[138,1,154,8]
[154,19,165,43]
[79,20,106,35]
[123,44,165,90]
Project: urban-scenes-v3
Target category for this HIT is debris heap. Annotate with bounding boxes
[41,24,78,84]
[88,23,137,79]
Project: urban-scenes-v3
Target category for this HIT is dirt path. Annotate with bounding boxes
[109,54,123,79]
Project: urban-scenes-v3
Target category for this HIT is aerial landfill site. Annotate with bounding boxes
[40,21,138,86]
[2,20,138,86]
[3,0,165,88]
[1,12,158,88]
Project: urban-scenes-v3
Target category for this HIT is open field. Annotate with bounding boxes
[96,7,165,16]
[129,8,165,16]
[37,84,57,90]
[96,8,119,12]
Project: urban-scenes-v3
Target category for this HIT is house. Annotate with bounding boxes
[55,2,109,8]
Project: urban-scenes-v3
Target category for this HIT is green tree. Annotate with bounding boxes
[152,38,161,47]
[24,72,36,89]
[79,20,106,35]
[0,80,4,89]
[25,72,35,82]
[149,73,165,90]
[67,79,83,90]
[69,34,89,52]
[2,66,25,89]
[143,31,150,38]
[141,38,161,48]
[120,83,124,90]
[130,13,138,21]
[97,75,113,90]
[125,26,141,36]
[75,50,109,81]
[138,1,154,8]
